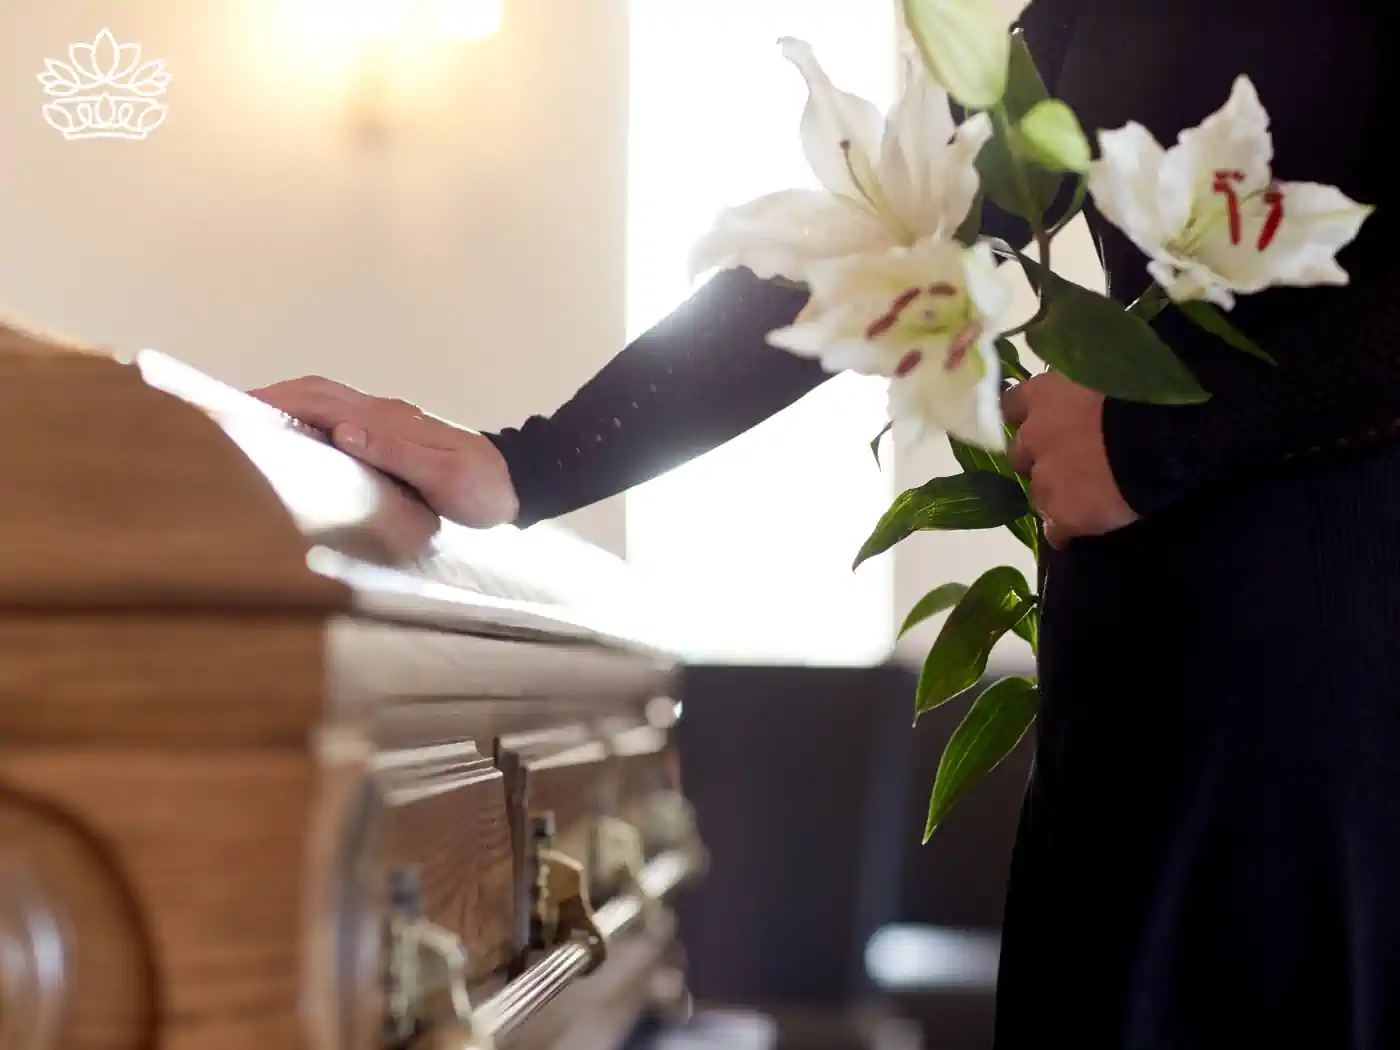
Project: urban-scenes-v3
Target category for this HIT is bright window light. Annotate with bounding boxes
[625,0,897,666]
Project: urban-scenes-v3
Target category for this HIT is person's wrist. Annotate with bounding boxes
[1100,398,1188,518]
[470,431,521,527]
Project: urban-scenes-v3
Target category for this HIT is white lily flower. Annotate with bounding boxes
[688,39,993,284]
[1089,75,1373,309]
[768,238,1014,450]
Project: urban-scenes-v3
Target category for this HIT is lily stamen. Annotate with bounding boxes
[867,286,923,339]
[1257,186,1285,251]
[895,350,924,377]
[944,322,983,372]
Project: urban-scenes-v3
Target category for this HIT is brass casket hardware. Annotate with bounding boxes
[527,815,605,973]
[391,848,700,1050]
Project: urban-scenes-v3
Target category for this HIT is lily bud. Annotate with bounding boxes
[1014,99,1091,173]
[900,0,1026,110]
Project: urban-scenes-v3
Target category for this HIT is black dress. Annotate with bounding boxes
[489,3,1400,1046]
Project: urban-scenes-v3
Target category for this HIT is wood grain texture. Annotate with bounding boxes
[0,616,325,747]
[376,742,516,982]
[498,728,612,865]
[0,749,317,1050]
[0,341,345,612]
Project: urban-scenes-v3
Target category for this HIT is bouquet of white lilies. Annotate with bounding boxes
[689,0,1373,836]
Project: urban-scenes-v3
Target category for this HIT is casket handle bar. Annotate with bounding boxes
[386,797,706,1050]
[526,814,605,976]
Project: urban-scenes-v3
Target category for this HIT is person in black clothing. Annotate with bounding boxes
[254,3,1400,1046]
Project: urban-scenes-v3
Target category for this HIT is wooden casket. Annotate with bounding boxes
[0,316,705,1050]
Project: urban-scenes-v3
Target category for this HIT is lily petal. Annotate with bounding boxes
[801,235,966,312]
[1089,122,1175,258]
[1161,75,1274,210]
[879,57,955,233]
[889,334,1004,450]
[933,111,994,236]
[780,37,885,204]
[1195,180,1372,296]
[688,189,893,283]
[768,312,904,375]
[1147,256,1238,309]
[770,238,1012,450]
[960,240,1014,324]
[880,59,993,241]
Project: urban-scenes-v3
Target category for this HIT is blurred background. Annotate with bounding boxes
[0,2,1104,1046]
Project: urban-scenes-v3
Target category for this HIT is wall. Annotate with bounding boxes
[0,0,630,551]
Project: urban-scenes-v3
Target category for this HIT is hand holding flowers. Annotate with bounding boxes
[690,0,1373,836]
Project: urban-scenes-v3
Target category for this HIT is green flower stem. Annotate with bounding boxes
[1035,521,1047,608]
[987,106,1054,610]
[1128,283,1169,321]
[1047,175,1088,239]
[993,103,1054,339]
[1001,356,1031,382]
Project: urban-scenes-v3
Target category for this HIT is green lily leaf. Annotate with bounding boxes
[924,675,1038,840]
[949,435,1037,554]
[1010,514,1040,557]
[949,436,1011,478]
[1025,271,1209,405]
[870,421,893,466]
[955,190,984,246]
[1012,604,1039,651]
[915,565,1033,715]
[899,582,970,639]
[996,336,1029,381]
[854,473,1030,569]
[1174,299,1276,364]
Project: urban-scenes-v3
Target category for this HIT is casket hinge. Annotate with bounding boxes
[382,867,492,1050]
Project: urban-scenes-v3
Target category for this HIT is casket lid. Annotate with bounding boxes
[0,316,671,655]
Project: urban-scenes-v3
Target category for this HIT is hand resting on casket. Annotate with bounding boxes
[249,375,519,529]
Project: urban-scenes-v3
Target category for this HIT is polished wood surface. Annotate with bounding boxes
[0,788,153,1050]
[0,318,693,1050]
[376,740,516,983]
[0,328,348,612]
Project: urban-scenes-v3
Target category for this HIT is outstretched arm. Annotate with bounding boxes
[249,268,824,530]
[491,7,1085,527]
[252,8,1083,532]
[488,268,827,525]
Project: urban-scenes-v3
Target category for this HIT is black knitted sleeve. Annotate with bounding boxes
[1105,261,1400,517]
[486,6,1080,527]
[486,268,824,526]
